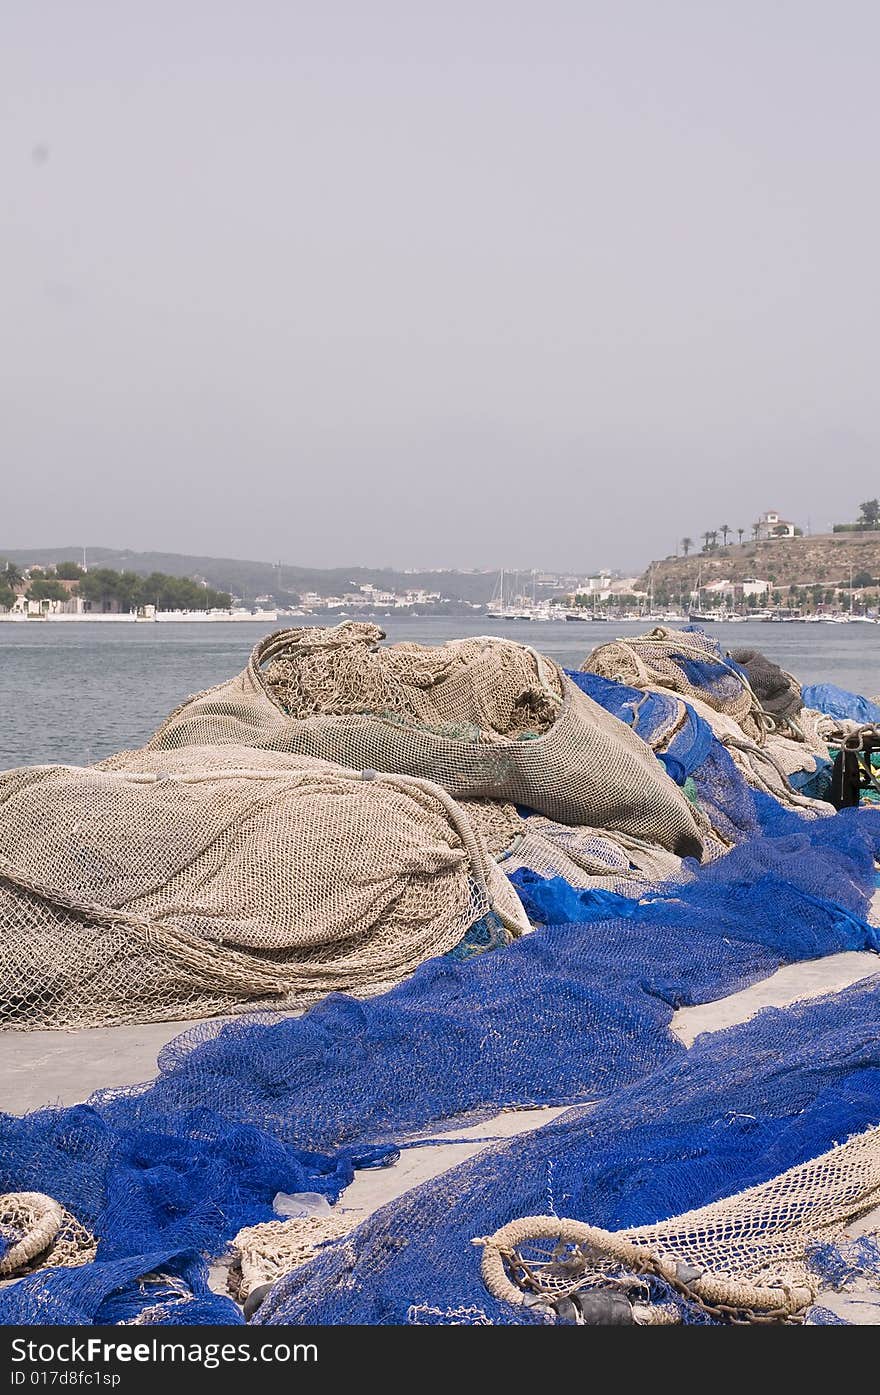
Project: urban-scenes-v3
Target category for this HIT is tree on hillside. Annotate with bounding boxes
[853,570,875,588]
[701,531,713,553]
[737,528,745,545]
[77,568,126,609]
[751,523,760,540]
[27,577,68,603]
[858,499,880,530]
[1,561,22,589]
[54,561,84,580]
[76,567,231,612]
[720,524,731,546]
[681,537,693,556]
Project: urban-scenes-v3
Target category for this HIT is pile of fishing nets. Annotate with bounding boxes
[2,625,880,1326]
[0,745,526,1029]
[580,628,833,832]
[148,624,704,857]
[1,807,879,1324]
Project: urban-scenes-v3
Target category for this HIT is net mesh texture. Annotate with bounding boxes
[0,745,525,1029]
[2,628,880,1324]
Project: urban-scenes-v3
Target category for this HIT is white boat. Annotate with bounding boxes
[486,568,506,619]
[487,569,538,620]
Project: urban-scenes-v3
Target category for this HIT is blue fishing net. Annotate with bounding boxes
[802,684,880,724]
[257,975,880,1326]
[790,758,834,802]
[808,1235,880,1290]
[0,1248,244,1326]
[569,668,809,844]
[0,1105,395,1324]
[806,1306,851,1325]
[569,671,682,744]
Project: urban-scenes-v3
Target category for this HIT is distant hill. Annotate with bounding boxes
[0,546,501,606]
[639,532,880,594]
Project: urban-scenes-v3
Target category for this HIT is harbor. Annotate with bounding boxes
[5,0,880,1354]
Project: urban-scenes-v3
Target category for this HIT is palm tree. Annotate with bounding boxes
[708,530,718,550]
[681,537,693,557]
[1,561,22,590]
[737,528,744,546]
[702,531,713,553]
[752,522,760,540]
[720,524,731,546]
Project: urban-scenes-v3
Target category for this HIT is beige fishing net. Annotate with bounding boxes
[263,622,564,737]
[0,745,526,1030]
[500,816,687,892]
[583,627,762,734]
[148,624,704,858]
[455,800,688,891]
[228,1214,358,1302]
[480,1124,880,1324]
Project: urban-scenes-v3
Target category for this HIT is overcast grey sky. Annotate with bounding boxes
[3,2,878,572]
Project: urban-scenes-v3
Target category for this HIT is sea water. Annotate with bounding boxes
[1,617,878,768]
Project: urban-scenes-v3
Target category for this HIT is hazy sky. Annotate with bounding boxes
[3,2,878,572]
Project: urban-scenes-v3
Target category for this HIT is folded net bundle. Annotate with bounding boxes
[499,816,686,891]
[583,627,762,732]
[147,624,704,858]
[727,647,804,723]
[0,745,526,1029]
[581,628,833,830]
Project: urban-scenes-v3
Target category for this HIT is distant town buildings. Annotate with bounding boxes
[702,577,771,603]
[297,583,445,612]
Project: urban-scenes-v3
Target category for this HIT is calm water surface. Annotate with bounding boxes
[1,617,879,768]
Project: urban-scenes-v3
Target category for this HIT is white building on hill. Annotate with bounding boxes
[755,510,796,540]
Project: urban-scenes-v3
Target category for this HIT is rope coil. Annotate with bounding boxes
[477,1216,815,1324]
[0,1193,64,1277]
